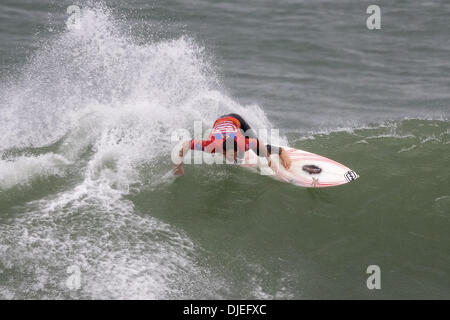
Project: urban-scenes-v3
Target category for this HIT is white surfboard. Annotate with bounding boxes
[240,146,359,188]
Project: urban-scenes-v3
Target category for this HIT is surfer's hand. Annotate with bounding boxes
[174,163,184,175]
[280,148,291,170]
[174,141,189,175]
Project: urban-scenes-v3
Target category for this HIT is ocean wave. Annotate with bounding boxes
[0,5,273,193]
[0,4,271,299]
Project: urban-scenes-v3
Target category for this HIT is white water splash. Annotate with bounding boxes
[0,5,269,299]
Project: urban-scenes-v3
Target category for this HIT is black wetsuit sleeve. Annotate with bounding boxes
[250,140,281,157]
[266,144,281,156]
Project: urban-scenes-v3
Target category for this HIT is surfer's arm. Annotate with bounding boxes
[266,145,291,169]
[258,140,272,166]
[247,139,273,167]
[180,140,191,156]
[266,146,291,170]
[249,139,291,170]
[174,139,215,175]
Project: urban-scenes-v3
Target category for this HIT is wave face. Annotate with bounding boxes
[0,3,449,299]
[0,5,273,299]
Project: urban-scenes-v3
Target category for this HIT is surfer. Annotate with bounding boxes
[174,113,292,175]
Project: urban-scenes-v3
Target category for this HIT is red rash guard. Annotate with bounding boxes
[190,116,258,153]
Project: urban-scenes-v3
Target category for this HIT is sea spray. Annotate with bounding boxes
[0,5,272,191]
[0,5,271,299]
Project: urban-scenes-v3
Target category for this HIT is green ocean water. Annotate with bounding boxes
[0,1,449,299]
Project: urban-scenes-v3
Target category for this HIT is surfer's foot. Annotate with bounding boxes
[302,165,322,174]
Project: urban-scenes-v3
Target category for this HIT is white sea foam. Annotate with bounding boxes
[0,178,223,299]
[0,4,274,191]
[398,144,417,153]
[0,154,70,189]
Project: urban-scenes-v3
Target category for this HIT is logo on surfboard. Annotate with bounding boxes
[344,170,358,182]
